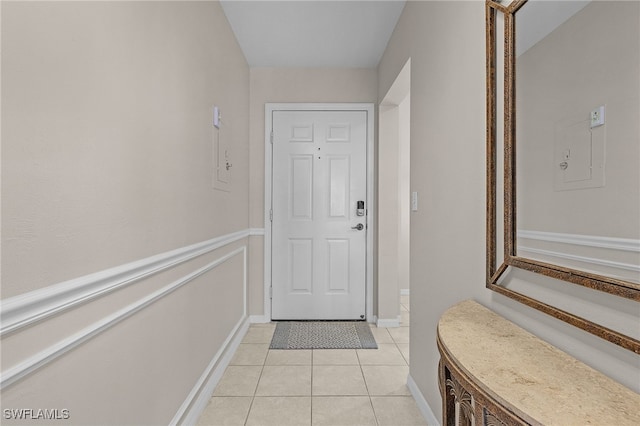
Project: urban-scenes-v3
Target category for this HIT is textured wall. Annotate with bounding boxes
[247,68,378,316]
[377,0,640,420]
[1,1,250,423]
[2,1,250,296]
[517,1,639,239]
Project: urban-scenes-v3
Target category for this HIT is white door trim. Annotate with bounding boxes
[264,103,375,322]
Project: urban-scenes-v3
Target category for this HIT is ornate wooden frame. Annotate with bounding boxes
[485,0,640,354]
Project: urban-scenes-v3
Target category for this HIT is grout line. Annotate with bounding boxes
[242,328,272,426]
[356,346,380,426]
[310,350,314,426]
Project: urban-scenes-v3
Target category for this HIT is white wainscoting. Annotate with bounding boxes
[1,229,257,336]
[407,375,440,426]
[517,229,640,281]
[0,247,247,390]
[517,230,640,253]
[173,315,250,425]
[1,229,259,424]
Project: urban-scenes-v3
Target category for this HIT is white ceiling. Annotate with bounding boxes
[220,1,406,68]
[517,0,590,56]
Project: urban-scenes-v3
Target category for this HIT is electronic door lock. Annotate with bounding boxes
[356,200,365,216]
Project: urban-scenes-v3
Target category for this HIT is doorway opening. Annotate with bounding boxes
[378,58,411,327]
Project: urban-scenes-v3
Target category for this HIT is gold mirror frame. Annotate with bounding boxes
[486,0,640,354]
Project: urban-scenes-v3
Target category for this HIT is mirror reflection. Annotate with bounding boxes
[515,0,640,284]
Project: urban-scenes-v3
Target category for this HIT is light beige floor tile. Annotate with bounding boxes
[256,365,311,396]
[213,366,262,396]
[312,349,359,365]
[388,327,410,344]
[362,366,410,396]
[243,327,276,343]
[312,365,368,396]
[312,396,377,426]
[400,311,410,327]
[265,349,312,365]
[197,397,252,426]
[371,396,427,426]
[230,344,269,366]
[367,325,394,343]
[397,343,410,364]
[400,295,410,306]
[246,397,311,426]
[250,322,277,328]
[357,344,407,366]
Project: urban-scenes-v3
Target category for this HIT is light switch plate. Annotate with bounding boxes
[590,105,605,128]
[213,106,220,129]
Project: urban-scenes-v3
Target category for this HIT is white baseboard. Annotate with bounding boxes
[407,374,440,426]
[377,318,401,328]
[249,315,271,324]
[400,289,410,296]
[174,317,250,425]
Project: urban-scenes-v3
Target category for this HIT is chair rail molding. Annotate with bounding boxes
[517,229,640,281]
[517,229,640,252]
[0,247,247,391]
[1,229,253,336]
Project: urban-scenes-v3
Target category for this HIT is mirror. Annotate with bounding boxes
[486,0,640,352]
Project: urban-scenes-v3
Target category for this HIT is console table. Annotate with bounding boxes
[437,300,640,425]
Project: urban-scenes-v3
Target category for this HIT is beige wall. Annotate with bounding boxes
[377,63,411,322]
[247,68,378,316]
[377,0,640,420]
[398,94,411,294]
[1,1,250,423]
[518,1,639,238]
[378,105,400,321]
[516,1,639,281]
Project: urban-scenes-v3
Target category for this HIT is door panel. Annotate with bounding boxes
[271,110,367,320]
[327,239,350,293]
[289,239,313,293]
[290,155,314,220]
[329,156,349,218]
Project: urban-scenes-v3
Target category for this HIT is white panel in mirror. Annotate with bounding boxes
[553,114,604,191]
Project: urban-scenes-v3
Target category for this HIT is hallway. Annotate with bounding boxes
[197,296,424,426]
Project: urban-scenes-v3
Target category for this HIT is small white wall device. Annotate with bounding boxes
[213,106,221,129]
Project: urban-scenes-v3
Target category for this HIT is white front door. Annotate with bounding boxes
[271,110,368,320]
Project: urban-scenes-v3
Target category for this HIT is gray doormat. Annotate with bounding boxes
[270,321,378,349]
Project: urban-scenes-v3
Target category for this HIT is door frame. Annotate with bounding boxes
[264,103,375,322]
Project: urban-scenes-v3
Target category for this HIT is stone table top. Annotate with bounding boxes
[438,300,640,426]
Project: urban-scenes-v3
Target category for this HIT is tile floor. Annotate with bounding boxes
[197,296,425,426]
